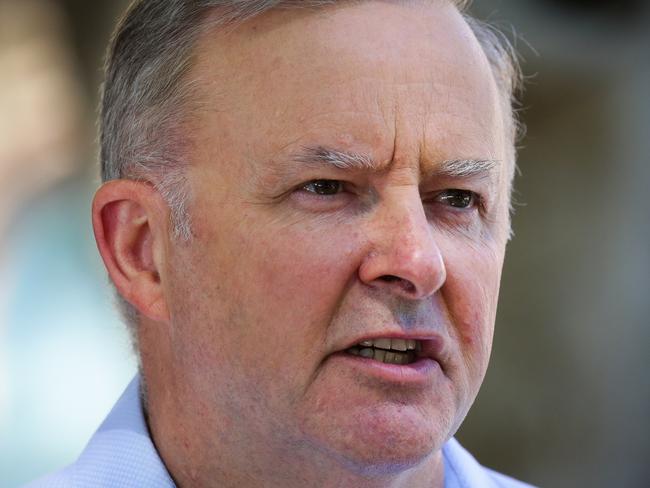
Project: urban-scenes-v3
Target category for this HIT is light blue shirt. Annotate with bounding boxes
[26,377,535,487]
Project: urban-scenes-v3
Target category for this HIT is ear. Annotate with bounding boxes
[92,179,171,322]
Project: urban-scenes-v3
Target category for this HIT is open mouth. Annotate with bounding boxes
[345,338,422,365]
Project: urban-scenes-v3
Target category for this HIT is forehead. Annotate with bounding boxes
[190,0,505,177]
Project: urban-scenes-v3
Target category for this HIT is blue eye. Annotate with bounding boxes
[436,189,477,209]
[302,180,344,196]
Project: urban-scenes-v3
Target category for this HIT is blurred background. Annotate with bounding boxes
[0,0,648,486]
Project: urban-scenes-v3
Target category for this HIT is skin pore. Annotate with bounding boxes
[93,1,511,487]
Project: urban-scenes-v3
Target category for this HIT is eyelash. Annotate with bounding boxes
[300,180,345,196]
[427,189,484,212]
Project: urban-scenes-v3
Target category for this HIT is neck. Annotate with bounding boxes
[143,383,444,488]
[152,419,446,488]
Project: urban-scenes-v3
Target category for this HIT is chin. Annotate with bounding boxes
[300,403,448,477]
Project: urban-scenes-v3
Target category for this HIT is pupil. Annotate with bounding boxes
[446,191,472,208]
[313,180,340,195]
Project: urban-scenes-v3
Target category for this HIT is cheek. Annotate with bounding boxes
[441,240,503,369]
[192,212,365,363]
[250,225,362,322]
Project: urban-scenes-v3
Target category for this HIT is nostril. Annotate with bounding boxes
[380,275,401,283]
[379,275,417,294]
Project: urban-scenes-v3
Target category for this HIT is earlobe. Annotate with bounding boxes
[92,180,170,322]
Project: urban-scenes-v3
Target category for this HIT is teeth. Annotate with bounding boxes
[384,351,396,364]
[347,347,415,365]
[347,338,420,365]
[359,348,374,358]
[374,338,391,349]
[355,338,420,352]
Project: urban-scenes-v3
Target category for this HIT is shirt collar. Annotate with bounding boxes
[73,374,176,487]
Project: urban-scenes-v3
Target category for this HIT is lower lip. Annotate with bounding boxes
[331,352,442,385]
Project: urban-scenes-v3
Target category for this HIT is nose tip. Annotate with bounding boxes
[359,206,447,300]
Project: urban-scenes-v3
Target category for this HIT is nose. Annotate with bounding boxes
[358,191,446,300]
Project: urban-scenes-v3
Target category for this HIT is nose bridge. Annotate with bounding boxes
[388,188,440,267]
[360,185,446,299]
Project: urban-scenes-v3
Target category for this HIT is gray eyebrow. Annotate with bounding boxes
[292,145,375,170]
[292,145,498,178]
[435,158,499,179]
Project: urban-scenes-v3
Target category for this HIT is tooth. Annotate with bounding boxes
[391,339,407,351]
[375,338,391,350]
[373,349,386,362]
[359,348,374,358]
[348,347,360,356]
[384,351,396,364]
[406,340,417,350]
[416,341,422,352]
[360,340,373,347]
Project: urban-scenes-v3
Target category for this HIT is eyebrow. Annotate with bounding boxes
[292,145,498,179]
[434,158,498,179]
[292,145,375,170]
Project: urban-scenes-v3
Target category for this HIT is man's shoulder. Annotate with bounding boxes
[24,469,73,488]
[484,468,536,488]
[23,376,175,488]
[443,438,537,488]
[24,430,176,488]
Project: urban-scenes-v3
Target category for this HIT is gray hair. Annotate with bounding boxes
[100,0,523,339]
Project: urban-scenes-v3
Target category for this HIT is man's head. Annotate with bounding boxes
[93,0,521,485]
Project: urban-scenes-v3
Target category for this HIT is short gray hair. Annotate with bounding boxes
[100,0,523,338]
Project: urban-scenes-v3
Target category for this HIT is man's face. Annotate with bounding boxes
[156,0,509,475]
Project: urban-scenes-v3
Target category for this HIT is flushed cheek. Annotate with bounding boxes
[230,224,365,407]
[442,243,503,376]
[250,225,361,311]
[166,218,354,406]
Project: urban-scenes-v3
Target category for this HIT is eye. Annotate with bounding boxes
[302,179,344,196]
[435,189,478,209]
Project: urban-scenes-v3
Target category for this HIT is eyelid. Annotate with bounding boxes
[426,189,486,212]
[288,179,357,211]
[301,179,344,195]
